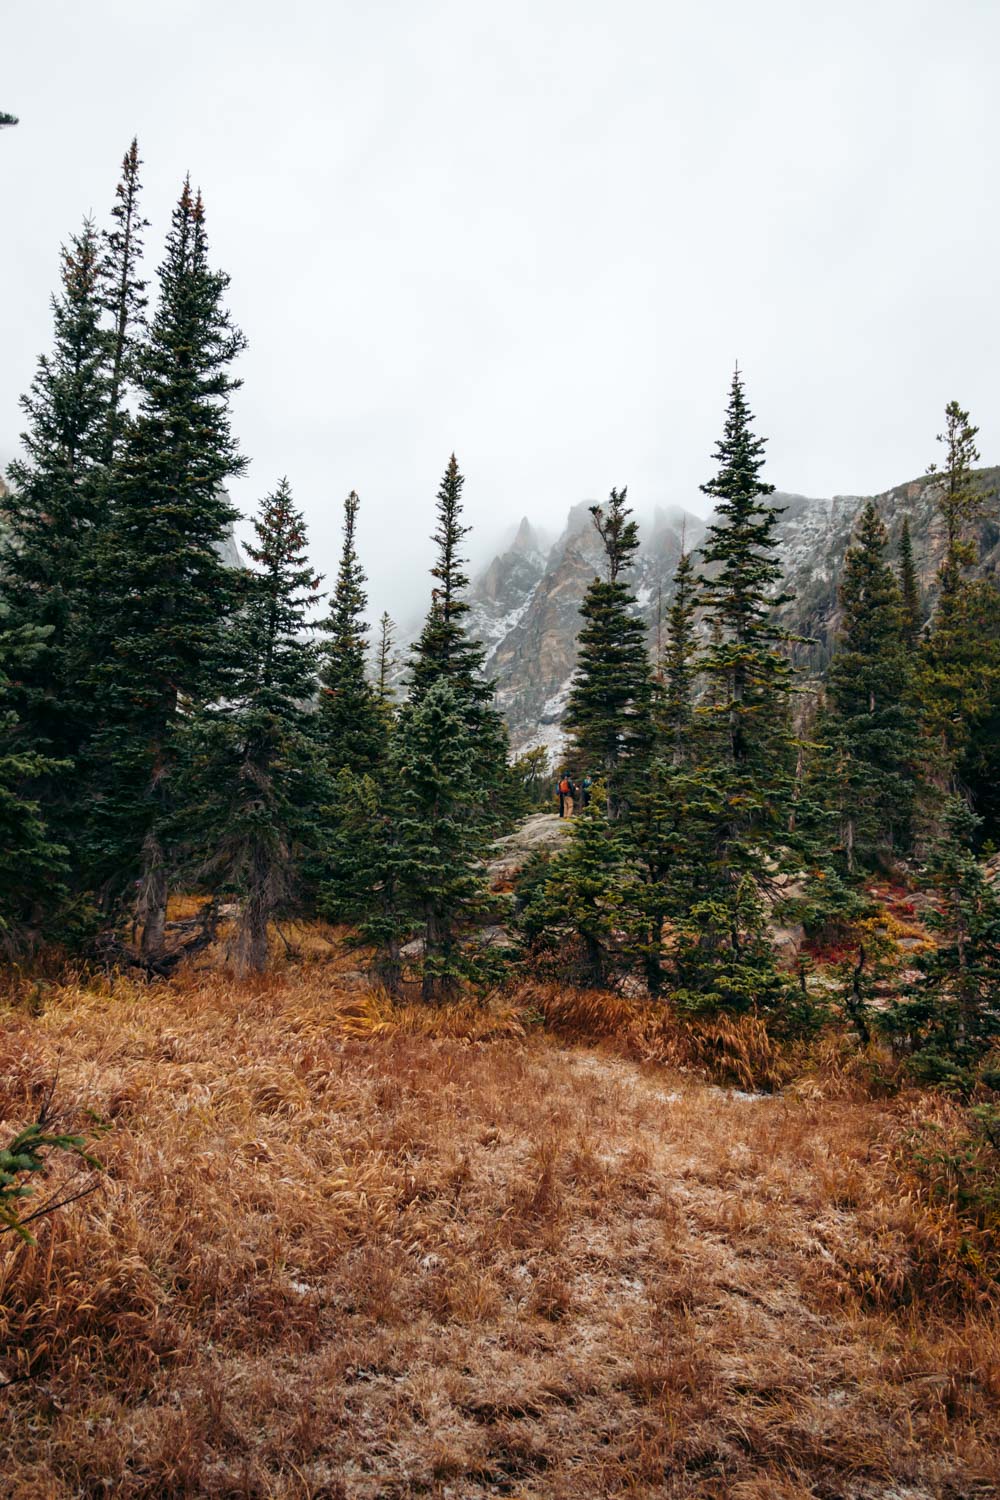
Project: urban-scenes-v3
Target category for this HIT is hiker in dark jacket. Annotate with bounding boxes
[580,775,592,809]
[557,773,573,817]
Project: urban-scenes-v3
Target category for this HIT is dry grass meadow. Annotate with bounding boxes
[1,942,998,1498]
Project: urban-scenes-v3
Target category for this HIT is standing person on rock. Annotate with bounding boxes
[557,772,573,818]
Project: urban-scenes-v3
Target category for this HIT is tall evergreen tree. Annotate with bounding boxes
[823,502,919,870]
[883,798,1000,1086]
[409,454,514,828]
[100,137,149,459]
[917,402,1000,827]
[409,455,491,707]
[394,680,491,999]
[563,487,653,816]
[374,611,397,703]
[657,548,699,763]
[526,790,644,986]
[624,551,707,993]
[0,219,110,779]
[87,180,246,949]
[317,490,384,774]
[322,679,491,998]
[898,516,921,648]
[929,401,981,581]
[179,480,325,972]
[697,367,793,769]
[659,369,800,1017]
[0,608,67,954]
[319,768,411,992]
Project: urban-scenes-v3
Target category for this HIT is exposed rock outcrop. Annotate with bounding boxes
[487,812,572,889]
[463,468,1000,752]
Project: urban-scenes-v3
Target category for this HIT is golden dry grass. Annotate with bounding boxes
[0,965,998,1498]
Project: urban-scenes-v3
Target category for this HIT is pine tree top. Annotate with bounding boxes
[928,400,981,580]
[121,177,247,514]
[410,454,491,706]
[234,477,322,712]
[320,490,369,669]
[898,516,921,647]
[827,501,909,715]
[3,219,110,590]
[317,490,385,773]
[564,487,653,800]
[698,367,788,633]
[590,487,639,583]
[89,179,247,726]
[659,549,699,756]
[101,137,149,458]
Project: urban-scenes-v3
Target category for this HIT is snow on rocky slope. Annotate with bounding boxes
[465,467,1000,753]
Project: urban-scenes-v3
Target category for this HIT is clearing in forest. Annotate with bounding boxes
[1,970,997,1498]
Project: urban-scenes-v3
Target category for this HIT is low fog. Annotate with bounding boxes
[2,0,999,627]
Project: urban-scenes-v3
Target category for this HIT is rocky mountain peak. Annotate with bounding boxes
[510,515,541,556]
[465,466,1000,755]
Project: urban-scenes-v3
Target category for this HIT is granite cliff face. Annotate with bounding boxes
[469,502,704,753]
[466,468,1000,754]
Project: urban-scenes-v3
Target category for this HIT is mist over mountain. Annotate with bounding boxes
[454,467,1000,755]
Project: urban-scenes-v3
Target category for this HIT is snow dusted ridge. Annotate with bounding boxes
[394,469,1000,757]
[468,469,1000,754]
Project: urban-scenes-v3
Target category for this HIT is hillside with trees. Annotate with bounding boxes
[1,139,999,1499]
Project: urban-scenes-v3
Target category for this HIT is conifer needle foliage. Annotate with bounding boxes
[3,134,1000,1073]
[563,486,653,817]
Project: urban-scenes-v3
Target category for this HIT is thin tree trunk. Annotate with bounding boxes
[585,932,604,987]
[138,829,167,957]
[237,845,271,975]
[423,908,439,1001]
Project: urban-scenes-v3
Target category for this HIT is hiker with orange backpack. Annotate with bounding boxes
[557,773,574,818]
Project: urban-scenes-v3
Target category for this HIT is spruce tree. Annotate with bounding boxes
[929,401,981,579]
[320,767,411,992]
[898,517,921,648]
[525,790,643,986]
[631,550,703,993]
[374,611,397,703]
[86,180,246,949]
[563,487,653,817]
[409,454,514,829]
[657,369,799,1018]
[696,372,798,839]
[317,490,384,774]
[918,401,1000,828]
[179,480,326,972]
[393,680,490,999]
[100,137,149,459]
[657,548,699,763]
[823,501,919,870]
[324,680,492,998]
[698,367,793,769]
[0,609,67,954]
[409,455,490,707]
[0,220,110,792]
[883,798,1000,1086]
[0,112,17,129]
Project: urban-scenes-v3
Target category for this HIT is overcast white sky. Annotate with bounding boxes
[2,0,998,622]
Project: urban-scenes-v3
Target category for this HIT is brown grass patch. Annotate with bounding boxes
[522,981,791,1091]
[0,965,997,1497]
